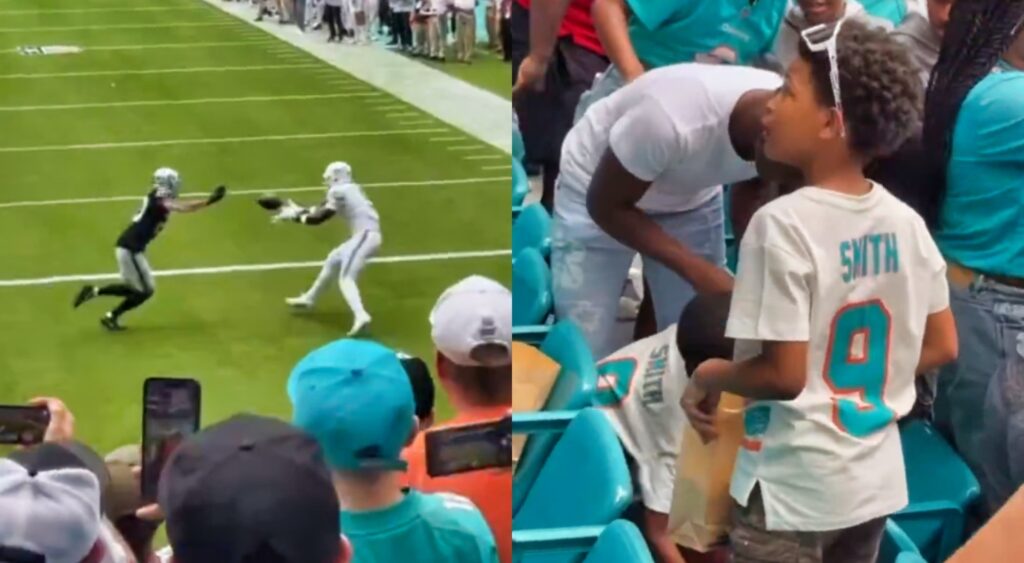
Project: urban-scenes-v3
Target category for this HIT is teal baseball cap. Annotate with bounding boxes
[288,339,416,471]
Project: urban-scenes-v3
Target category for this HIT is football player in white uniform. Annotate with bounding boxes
[273,162,381,335]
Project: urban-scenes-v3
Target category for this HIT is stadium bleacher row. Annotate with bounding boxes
[508,123,983,563]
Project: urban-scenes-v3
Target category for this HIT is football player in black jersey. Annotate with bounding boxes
[72,168,227,331]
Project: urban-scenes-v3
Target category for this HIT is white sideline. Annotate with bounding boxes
[0,128,448,153]
[0,7,205,15]
[0,249,511,288]
[0,21,235,32]
[0,63,319,79]
[0,93,376,112]
[0,177,508,209]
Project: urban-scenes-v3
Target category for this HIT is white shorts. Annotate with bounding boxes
[115,247,156,293]
[328,230,381,278]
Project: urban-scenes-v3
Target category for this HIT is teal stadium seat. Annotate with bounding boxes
[511,520,653,563]
[860,0,908,26]
[514,124,527,162]
[892,420,981,562]
[512,247,553,336]
[513,159,530,208]
[512,203,552,260]
[513,322,598,514]
[513,408,633,563]
[878,519,927,563]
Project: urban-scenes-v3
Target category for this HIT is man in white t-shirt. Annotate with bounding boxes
[595,293,734,562]
[552,62,795,359]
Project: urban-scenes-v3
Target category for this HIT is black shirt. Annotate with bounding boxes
[117,190,170,253]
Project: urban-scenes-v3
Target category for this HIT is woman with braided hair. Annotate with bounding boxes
[923,0,1024,516]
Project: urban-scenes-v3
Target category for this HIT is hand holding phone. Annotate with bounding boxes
[141,377,201,503]
[0,405,50,446]
[425,416,511,478]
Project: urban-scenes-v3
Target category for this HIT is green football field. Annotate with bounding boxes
[0,0,511,455]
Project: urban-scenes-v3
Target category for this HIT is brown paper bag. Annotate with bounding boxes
[668,392,745,552]
[511,342,561,465]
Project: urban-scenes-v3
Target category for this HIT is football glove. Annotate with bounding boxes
[271,200,305,223]
[206,185,227,205]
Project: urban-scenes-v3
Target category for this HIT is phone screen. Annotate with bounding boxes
[425,417,511,478]
[0,406,50,446]
[142,378,201,502]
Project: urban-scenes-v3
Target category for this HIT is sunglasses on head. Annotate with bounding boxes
[800,19,847,138]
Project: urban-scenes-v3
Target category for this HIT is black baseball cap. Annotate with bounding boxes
[158,414,341,563]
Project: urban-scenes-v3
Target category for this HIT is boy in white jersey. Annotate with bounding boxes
[595,293,733,563]
[275,162,381,336]
[680,21,957,563]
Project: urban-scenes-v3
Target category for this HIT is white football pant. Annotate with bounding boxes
[302,230,381,318]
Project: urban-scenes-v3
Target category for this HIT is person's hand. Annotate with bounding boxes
[206,185,227,205]
[513,53,549,95]
[695,45,737,65]
[28,397,74,443]
[131,466,166,523]
[681,359,733,443]
[271,200,305,223]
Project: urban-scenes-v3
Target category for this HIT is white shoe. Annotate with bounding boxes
[348,314,371,336]
[286,296,314,309]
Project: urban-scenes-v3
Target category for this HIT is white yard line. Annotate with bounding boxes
[0,177,508,209]
[0,63,319,80]
[0,249,511,288]
[387,111,421,117]
[446,145,491,151]
[0,128,448,153]
[0,7,205,15]
[430,136,468,141]
[480,164,513,170]
[398,119,437,125]
[463,154,507,160]
[1,40,275,56]
[0,21,234,32]
[0,93,377,112]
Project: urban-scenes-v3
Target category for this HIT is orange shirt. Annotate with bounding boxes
[404,406,512,563]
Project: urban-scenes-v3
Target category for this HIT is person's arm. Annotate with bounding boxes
[917,307,958,373]
[294,205,337,226]
[642,508,687,563]
[591,0,644,82]
[164,185,226,213]
[586,150,734,294]
[695,342,809,401]
[512,0,573,93]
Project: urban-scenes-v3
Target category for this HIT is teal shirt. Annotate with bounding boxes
[936,71,1024,277]
[626,0,787,68]
[859,0,909,27]
[341,490,499,563]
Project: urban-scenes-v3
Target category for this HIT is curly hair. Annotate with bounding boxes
[798,19,923,159]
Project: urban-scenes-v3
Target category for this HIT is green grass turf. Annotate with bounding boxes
[0,0,511,457]
[412,48,512,99]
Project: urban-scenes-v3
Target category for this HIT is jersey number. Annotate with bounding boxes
[823,300,895,438]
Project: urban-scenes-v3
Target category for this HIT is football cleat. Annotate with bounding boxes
[286,296,314,309]
[73,285,96,308]
[348,314,371,336]
[100,314,124,332]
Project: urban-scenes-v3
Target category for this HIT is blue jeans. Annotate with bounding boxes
[551,192,726,359]
[934,277,1024,514]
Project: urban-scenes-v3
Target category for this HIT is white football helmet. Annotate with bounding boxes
[152,167,181,198]
[323,161,353,187]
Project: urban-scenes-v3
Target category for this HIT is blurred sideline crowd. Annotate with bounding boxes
[0,275,512,563]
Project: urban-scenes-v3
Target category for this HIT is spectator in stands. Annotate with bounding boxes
[391,0,415,50]
[593,293,733,563]
[551,62,793,358]
[769,0,892,71]
[102,446,158,563]
[922,0,1024,517]
[401,352,438,431]
[860,0,913,26]
[405,275,512,563]
[893,0,953,85]
[325,0,347,42]
[154,414,351,563]
[509,0,607,212]
[453,0,478,62]
[572,0,787,117]
[290,338,499,563]
[0,398,135,563]
[682,21,950,563]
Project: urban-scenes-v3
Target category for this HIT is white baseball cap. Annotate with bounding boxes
[0,457,102,563]
[430,276,512,367]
